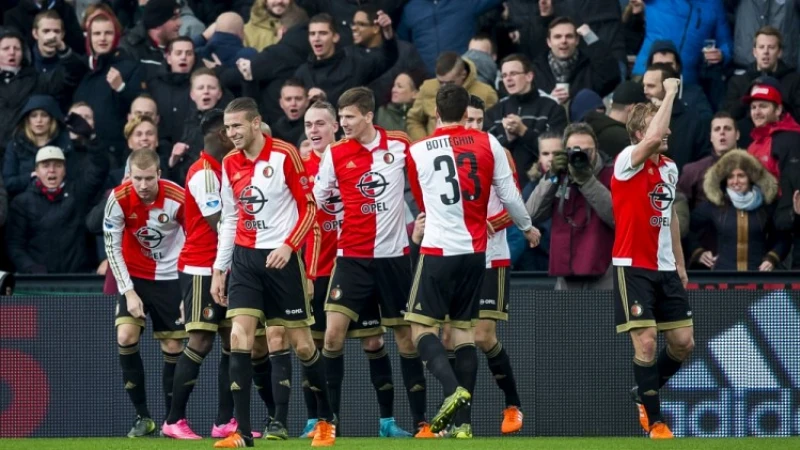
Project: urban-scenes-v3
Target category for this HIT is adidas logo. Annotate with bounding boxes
[410,384,425,393]
[232,172,243,182]
[415,303,422,311]
[230,382,241,391]
[662,292,800,437]
[128,213,138,219]
[346,161,357,169]
[378,383,393,391]
[124,381,136,389]
[279,379,291,388]
[184,379,197,386]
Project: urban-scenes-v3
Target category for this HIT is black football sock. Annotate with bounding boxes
[252,355,276,419]
[166,346,208,424]
[453,343,478,426]
[229,349,253,437]
[485,342,521,408]
[269,350,292,426]
[215,348,234,426]
[302,375,319,420]
[162,350,181,419]
[119,342,151,418]
[634,358,663,426]
[366,346,394,419]
[657,346,684,388]
[447,350,457,372]
[400,352,427,425]
[301,348,333,421]
[415,333,459,396]
[322,348,344,417]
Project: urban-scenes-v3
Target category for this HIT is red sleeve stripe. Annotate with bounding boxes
[287,193,316,249]
[222,149,240,161]
[274,140,305,174]
[163,185,186,203]
[308,223,322,278]
[114,184,131,201]
[386,131,411,147]
[488,212,513,231]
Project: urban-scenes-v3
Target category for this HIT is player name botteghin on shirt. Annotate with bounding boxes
[303,149,341,279]
[213,135,315,272]
[611,144,679,271]
[104,179,186,294]
[179,152,222,276]
[313,126,410,259]
[407,125,532,256]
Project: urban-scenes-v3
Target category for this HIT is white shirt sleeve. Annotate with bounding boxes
[489,134,532,232]
[102,193,134,294]
[188,169,222,217]
[313,147,337,209]
[614,144,645,181]
[213,168,237,272]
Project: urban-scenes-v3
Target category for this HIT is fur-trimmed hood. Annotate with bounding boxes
[702,149,778,206]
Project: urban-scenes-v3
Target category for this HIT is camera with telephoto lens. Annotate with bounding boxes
[567,146,590,172]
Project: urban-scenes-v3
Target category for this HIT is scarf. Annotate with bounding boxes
[727,185,763,211]
[548,51,579,83]
[35,179,65,202]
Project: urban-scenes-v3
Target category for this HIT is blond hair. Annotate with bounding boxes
[124,115,157,140]
[626,102,658,144]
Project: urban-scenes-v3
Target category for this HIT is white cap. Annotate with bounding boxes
[35,146,65,164]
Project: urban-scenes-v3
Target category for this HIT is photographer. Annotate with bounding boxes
[525,123,615,289]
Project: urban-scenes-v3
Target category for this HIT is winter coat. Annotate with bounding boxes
[531,40,620,99]
[407,58,498,141]
[397,0,502,75]
[194,31,257,68]
[690,149,789,270]
[301,0,407,48]
[3,0,85,54]
[244,0,307,51]
[665,99,712,171]
[147,71,192,147]
[111,0,205,38]
[117,22,167,82]
[583,111,629,159]
[272,116,304,148]
[633,0,733,85]
[375,103,412,133]
[747,113,800,181]
[731,0,800,70]
[552,0,628,62]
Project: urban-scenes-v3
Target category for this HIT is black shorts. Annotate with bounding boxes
[115,277,187,340]
[405,253,486,330]
[311,276,384,340]
[325,256,411,327]
[478,267,510,321]
[227,246,313,328]
[613,266,694,334]
[180,273,266,336]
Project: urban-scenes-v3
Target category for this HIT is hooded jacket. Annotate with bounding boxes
[646,40,713,121]
[690,150,789,271]
[407,58,498,141]
[2,95,72,196]
[747,113,800,181]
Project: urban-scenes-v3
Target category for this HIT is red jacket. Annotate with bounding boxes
[748,114,800,180]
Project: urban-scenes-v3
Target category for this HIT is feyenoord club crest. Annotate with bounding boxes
[329,287,343,301]
[383,152,394,164]
[263,165,274,178]
[300,176,309,186]
[631,303,643,318]
[157,213,169,223]
[203,307,215,320]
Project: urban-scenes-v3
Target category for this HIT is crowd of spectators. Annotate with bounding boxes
[1,0,800,286]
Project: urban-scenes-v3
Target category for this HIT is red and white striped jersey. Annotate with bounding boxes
[214,135,315,271]
[611,145,679,271]
[178,152,222,275]
[313,126,410,258]
[407,125,531,256]
[104,179,186,294]
[484,149,519,268]
[303,150,340,279]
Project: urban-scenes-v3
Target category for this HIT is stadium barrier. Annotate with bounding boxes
[1,290,798,438]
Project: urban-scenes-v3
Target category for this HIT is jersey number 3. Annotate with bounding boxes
[433,153,482,205]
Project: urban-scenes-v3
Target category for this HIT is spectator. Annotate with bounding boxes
[118,0,182,81]
[569,89,605,123]
[6,145,106,273]
[294,12,398,108]
[632,0,732,85]
[643,63,711,170]
[646,40,714,121]
[375,72,421,132]
[723,26,800,148]
[746,79,800,182]
[532,17,620,105]
[74,6,143,168]
[621,0,645,61]
[147,37,197,147]
[0,173,6,227]
[583,81,647,159]
[485,54,566,174]
[407,52,498,141]
[194,12,257,68]
[3,0,84,54]
[64,102,110,205]
[464,33,498,87]
[3,95,71,196]
[352,4,425,107]
[506,0,555,64]
[111,0,204,38]
[731,0,800,70]
[105,115,160,188]
[30,10,66,74]
[526,123,615,289]
[397,0,501,76]
[272,78,308,145]
[244,0,307,52]
[690,150,788,271]
[0,27,85,160]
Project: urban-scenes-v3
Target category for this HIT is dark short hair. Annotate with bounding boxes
[190,67,219,86]
[225,97,260,121]
[470,32,496,55]
[436,84,470,123]
[309,13,337,34]
[307,100,337,122]
[547,17,576,38]
[354,4,379,23]
[435,52,464,77]
[166,36,193,53]
[563,122,599,149]
[754,25,783,50]
[201,109,225,136]
[711,110,738,130]
[468,95,485,112]
[645,62,679,81]
[33,9,63,30]
[338,86,375,115]
[500,53,533,73]
[281,77,307,94]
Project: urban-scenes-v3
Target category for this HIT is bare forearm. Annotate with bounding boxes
[671,211,685,269]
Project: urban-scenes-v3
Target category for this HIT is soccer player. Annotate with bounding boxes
[611,77,694,440]
[313,87,432,437]
[162,110,270,439]
[211,97,335,448]
[405,84,539,434]
[104,149,187,437]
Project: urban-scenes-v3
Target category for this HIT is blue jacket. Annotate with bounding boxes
[632,0,732,85]
[194,32,257,68]
[397,0,501,76]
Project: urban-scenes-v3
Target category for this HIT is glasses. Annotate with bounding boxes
[501,71,525,79]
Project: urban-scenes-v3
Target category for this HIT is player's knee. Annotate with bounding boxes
[392,326,415,353]
[229,324,252,350]
[116,326,140,346]
[323,325,346,351]
[293,338,315,361]
[361,334,384,352]
[474,329,496,353]
[160,338,184,354]
[267,327,288,353]
[188,331,215,354]
[636,338,658,361]
[671,335,695,359]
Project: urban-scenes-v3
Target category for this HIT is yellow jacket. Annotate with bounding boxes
[406,58,498,141]
[243,2,281,52]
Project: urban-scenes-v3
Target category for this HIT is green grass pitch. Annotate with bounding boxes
[2,438,800,450]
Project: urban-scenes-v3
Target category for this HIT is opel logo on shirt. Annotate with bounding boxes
[135,227,164,249]
[649,182,675,212]
[322,193,344,214]
[356,171,389,198]
[239,185,268,214]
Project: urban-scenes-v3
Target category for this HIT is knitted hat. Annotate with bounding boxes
[143,0,180,30]
[570,89,604,122]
